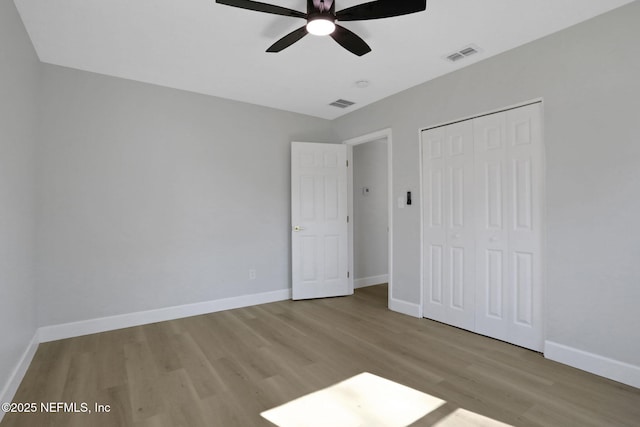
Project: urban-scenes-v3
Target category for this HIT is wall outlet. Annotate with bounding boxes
[249,269,256,280]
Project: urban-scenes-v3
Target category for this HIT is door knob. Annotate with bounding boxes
[293,226,305,232]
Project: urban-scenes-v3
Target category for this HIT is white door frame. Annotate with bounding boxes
[343,129,393,306]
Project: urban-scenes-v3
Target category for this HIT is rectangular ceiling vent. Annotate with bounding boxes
[447,52,465,62]
[330,99,356,109]
[445,45,481,63]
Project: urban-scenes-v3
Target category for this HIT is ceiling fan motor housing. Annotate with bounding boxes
[307,0,335,24]
[309,0,335,15]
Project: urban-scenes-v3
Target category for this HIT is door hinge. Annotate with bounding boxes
[347,215,349,223]
[346,160,349,167]
[347,271,350,278]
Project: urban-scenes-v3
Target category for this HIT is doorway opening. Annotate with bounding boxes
[344,129,393,307]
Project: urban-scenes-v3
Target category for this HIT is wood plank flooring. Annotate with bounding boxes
[2,285,639,426]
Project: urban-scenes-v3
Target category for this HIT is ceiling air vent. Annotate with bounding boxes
[447,52,465,62]
[445,45,481,63]
[330,99,356,109]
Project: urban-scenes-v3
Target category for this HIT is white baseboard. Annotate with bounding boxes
[0,332,39,423]
[545,341,640,389]
[354,274,389,289]
[39,288,291,343]
[1,289,292,417]
[388,297,422,318]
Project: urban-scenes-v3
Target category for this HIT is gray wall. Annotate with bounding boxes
[36,65,335,326]
[0,0,40,397]
[334,1,640,366]
[353,140,388,281]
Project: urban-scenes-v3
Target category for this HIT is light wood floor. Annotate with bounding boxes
[2,285,639,426]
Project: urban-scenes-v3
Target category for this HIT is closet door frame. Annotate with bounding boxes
[419,99,546,351]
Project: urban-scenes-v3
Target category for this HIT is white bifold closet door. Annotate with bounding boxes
[422,103,543,351]
[421,120,476,331]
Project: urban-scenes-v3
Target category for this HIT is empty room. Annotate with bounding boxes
[1,0,639,426]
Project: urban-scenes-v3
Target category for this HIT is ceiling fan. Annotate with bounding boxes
[215,0,427,56]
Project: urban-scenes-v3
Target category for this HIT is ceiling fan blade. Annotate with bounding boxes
[216,0,306,19]
[267,26,309,52]
[330,25,371,56]
[336,0,426,21]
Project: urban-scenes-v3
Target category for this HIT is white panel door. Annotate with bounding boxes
[291,142,350,300]
[422,121,475,330]
[505,104,543,350]
[474,112,510,340]
[422,127,447,323]
[474,104,543,351]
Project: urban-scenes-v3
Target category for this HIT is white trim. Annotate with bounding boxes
[343,128,393,310]
[389,297,421,318]
[347,145,355,294]
[0,333,39,423]
[39,289,291,343]
[354,274,389,289]
[418,126,426,318]
[539,101,548,348]
[545,341,640,389]
[1,288,291,412]
[419,98,544,132]
[343,128,392,147]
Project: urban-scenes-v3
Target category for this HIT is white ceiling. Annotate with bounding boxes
[14,0,636,120]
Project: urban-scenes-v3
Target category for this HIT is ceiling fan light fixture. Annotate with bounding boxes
[306,18,336,36]
[215,0,428,55]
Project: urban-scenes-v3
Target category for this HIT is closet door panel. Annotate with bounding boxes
[421,121,475,330]
[444,121,475,329]
[506,104,543,350]
[422,127,448,323]
[474,112,510,340]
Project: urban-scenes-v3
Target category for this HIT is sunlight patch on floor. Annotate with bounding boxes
[261,372,516,427]
[433,408,514,426]
[261,372,445,427]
